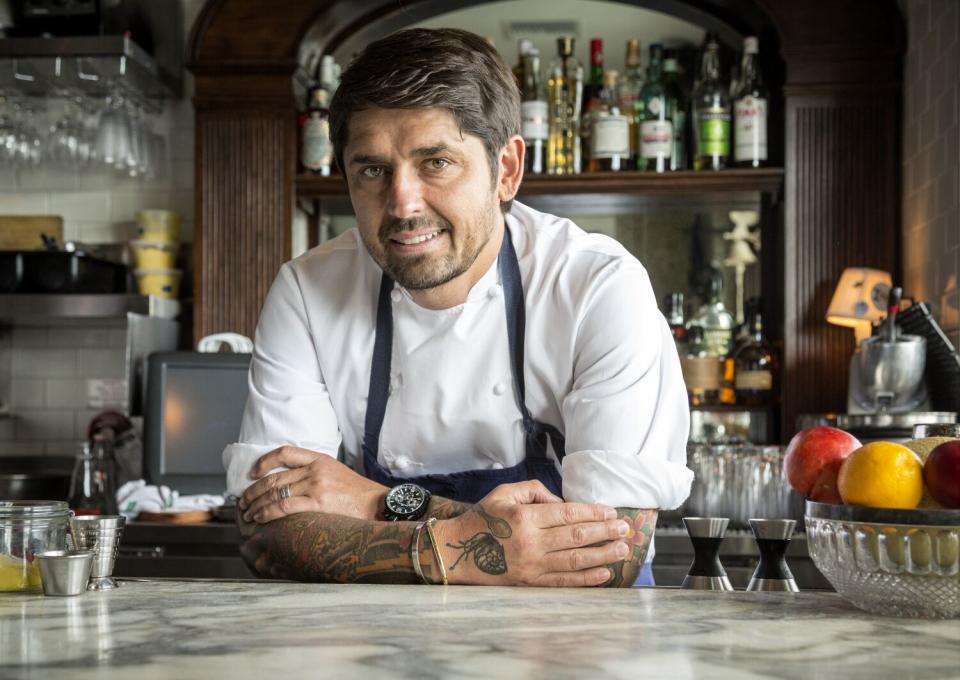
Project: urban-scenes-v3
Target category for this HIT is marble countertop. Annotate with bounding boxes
[1,580,957,679]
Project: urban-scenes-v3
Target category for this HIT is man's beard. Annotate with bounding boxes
[370,206,496,290]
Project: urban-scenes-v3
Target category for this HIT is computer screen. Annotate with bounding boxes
[144,352,251,494]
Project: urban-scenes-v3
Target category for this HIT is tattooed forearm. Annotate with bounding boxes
[426,496,473,520]
[239,513,425,584]
[445,503,510,575]
[602,508,657,588]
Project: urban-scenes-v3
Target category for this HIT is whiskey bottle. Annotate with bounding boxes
[733,36,768,167]
[662,51,688,170]
[547,37,584,175]
[681,325,721,407]
[734,307,776,405]
[589,71,630,172]
[637,43,673,173]
[618,39,644,167]
[693,33,731,171]
[521,49,548,175]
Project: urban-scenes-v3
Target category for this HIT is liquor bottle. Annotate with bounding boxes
[662,50,688,170]
[733,36,768,167]
[689,272,735,358]
[67,439,118,516]
[547,37,584,175]
[664,292,687,344]
[618,39,644,167]
[300,85,332,175]
[692,33,731,171]
[521,49,548,175]
[733,306,776,405]
[513,38,534,86]
[637,44,673,173]
[681,325,721,407]
[589,71,630,172]
[580,38,604,168]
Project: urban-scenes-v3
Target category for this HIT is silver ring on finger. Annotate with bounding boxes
[279,484,292,500]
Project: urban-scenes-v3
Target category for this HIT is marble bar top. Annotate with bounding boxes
[1,580,958,680]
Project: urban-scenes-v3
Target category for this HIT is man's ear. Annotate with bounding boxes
[497,135,525,204]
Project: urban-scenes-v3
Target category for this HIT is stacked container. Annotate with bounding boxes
[130,210,182,299]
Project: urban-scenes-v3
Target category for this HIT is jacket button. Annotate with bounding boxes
[493,382,507,396]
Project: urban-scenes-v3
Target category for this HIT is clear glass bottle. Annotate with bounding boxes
[689,272,735,358]
[637,43,674,173]
[734,307,777,405]
[68,439,118,517]
[662,51,688,170]
[547,37,584,175]
[733,36,768,167]
[664,292,687,344]
[692,33,731,171]
[521,48,548,175]
[681,325,721,406]
[589,71,630,172]
[618,39,644,167]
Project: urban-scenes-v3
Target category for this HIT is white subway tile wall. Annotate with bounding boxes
[0,0,205,458]
[901,0,960,347]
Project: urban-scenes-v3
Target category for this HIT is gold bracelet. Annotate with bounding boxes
[424,517,448,586]
[410,522,430,585]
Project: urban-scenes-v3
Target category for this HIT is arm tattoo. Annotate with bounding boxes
[426,496,472,520]
[602,508,658,588]
[239,513,433,584]
[445,503,510,575]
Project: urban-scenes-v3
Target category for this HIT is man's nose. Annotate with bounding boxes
[385,167,426,220]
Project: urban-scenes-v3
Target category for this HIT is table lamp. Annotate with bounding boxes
[825,267,892,343]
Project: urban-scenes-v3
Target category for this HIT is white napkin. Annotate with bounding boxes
[117,480,225,520]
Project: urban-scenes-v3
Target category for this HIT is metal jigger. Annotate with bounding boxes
[746,518,799,592]
[69,515,125,591]
[681,517,734,591]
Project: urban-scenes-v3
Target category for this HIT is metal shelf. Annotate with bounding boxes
[0,294,180,320]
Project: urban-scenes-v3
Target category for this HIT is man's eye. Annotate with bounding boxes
[427,159,449,171]
[361,166,384,178]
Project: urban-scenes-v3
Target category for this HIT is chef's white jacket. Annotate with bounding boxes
[223,201,693,513]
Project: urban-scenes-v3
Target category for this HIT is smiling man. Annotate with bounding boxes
[224,28,692,587]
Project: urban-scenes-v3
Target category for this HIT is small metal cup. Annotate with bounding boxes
[36,550,94,597]
[69,515,125,591]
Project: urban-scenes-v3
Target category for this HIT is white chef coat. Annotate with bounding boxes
[223,201,693,514]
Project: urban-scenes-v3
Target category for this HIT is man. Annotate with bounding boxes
[226,28,692,587]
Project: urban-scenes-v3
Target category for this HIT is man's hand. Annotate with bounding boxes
[431,480,631,587]
[239,447,388,524]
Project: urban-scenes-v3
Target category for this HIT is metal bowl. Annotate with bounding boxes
[805,501,960,618]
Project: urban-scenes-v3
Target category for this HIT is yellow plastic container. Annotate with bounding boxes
[135,268,182,299]
[130,239,179,270]
[136,210,181,242]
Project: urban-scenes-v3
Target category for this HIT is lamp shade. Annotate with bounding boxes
[826,268,892,330]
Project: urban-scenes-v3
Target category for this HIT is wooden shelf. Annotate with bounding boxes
[295,168,785,200]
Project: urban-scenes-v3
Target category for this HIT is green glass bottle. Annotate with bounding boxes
[693,33,731,171]
[637,44,674,173]
[662,50,688,170]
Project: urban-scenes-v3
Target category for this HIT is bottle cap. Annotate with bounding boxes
[626,39,641,65]
[743,36,759,54]
[518,38,534,56]
[558,36,575,57]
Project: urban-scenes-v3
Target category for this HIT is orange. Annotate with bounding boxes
[837,441,924,509]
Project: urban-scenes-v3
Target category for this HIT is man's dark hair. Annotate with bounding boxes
[329,28,521,211]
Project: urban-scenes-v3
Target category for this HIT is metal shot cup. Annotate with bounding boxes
[36,550,94,597]
[680,517,734,591]
[68,515,125,591]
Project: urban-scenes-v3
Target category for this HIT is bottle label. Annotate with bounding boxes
[681,357,722,391]
[521,100,549,141]
[699,108,731,156]
[734,96,767,162]
[302,113,332,172]
[640,120,673,158]
[591,115,630,159]
[735,369,773,390]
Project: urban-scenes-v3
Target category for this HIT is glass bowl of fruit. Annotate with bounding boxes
[805,500,959,618]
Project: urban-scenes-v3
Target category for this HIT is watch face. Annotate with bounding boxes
[386,483,427,516]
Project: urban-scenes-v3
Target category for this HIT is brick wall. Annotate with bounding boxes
[901,0,960,346]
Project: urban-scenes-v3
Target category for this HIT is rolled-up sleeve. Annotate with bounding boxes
[560,259,692,510]
[222,264,342,497]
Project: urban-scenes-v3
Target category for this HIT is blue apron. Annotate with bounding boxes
[360,226,654,586]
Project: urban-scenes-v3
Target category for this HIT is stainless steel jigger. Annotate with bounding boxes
[69,515,125,591]
[681,517,734,591]
[746,518,799,592]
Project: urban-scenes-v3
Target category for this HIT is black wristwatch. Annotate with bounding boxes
[383,483,432,521]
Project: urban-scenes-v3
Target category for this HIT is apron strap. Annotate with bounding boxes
[361,274,395,460]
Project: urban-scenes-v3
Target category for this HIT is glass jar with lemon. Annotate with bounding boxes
[0,501,71,592]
